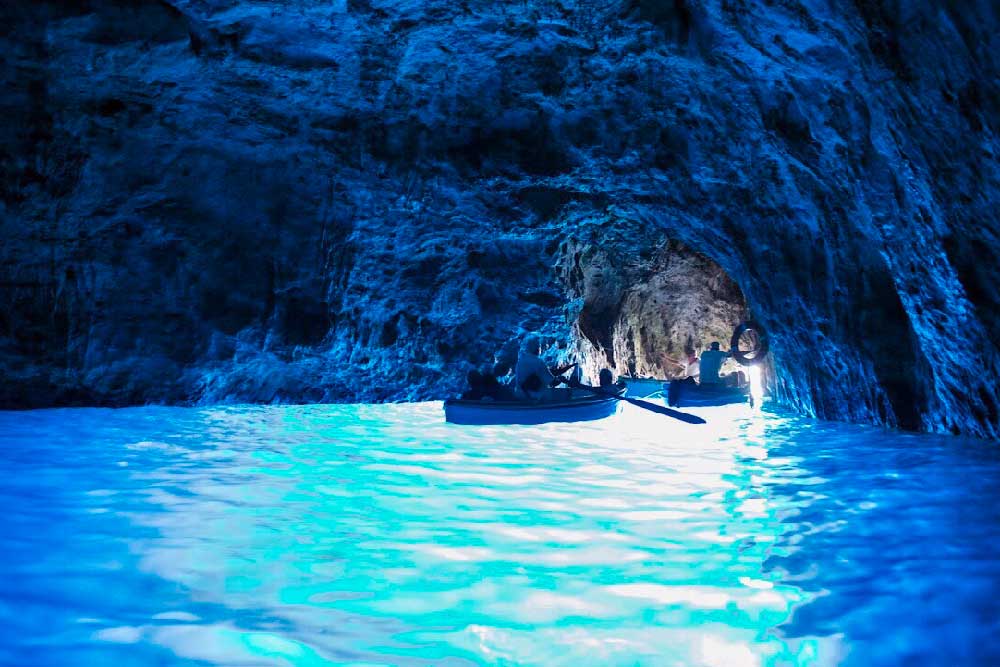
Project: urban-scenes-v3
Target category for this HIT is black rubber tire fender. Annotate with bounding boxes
[731,321,769,366]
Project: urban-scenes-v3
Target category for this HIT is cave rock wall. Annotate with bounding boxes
[2,0,999,437]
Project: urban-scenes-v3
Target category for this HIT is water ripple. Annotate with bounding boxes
[0,402,998,665]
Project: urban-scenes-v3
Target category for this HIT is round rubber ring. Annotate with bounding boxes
[731,321,769,366]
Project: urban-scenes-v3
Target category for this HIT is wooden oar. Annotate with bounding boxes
[560,378,707,425]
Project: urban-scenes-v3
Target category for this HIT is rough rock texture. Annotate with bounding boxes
[559,235,748,381]
[1,0,999,437]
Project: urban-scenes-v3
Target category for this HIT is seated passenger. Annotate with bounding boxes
[463,363,519,401]
[461,369,488,400]
[724,370,747,388]
[684,351,700,380]
[490,362,517,400]
[516,336,555,399]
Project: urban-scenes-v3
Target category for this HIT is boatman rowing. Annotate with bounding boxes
[699,342,731,385]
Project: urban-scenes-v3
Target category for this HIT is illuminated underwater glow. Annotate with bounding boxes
[0,403,999,666]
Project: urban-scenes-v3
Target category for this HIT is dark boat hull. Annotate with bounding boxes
[667,380,750,407]
[444,387,625,425]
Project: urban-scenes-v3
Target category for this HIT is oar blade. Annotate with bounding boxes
[623,396,707,424]
[558,377,707,425]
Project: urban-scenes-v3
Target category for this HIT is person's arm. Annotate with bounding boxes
[536,356,555,381]
[549,362,577,376]
[661,355,687,368]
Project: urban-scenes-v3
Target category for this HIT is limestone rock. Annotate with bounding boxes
[1,0,998,437]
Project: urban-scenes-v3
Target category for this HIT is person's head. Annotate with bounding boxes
[492,361,510,378]
[599,368,614,387]
[710,341,721,351]
[522,335,541,356]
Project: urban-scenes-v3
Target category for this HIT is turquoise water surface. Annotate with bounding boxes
[1,402,998,666]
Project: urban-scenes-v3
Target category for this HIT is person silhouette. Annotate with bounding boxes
[699,342,731,385]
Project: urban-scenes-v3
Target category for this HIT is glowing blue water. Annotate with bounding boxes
[1,402,998,666]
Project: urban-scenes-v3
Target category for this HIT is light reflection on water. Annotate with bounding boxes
[0,402,999,666]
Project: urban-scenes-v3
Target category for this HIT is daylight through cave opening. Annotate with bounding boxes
[563,238,754,385]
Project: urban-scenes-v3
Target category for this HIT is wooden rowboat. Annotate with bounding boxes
[666,380,750,407]
[444,385,626,425]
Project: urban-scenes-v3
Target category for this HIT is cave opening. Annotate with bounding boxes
[562,238,757,387]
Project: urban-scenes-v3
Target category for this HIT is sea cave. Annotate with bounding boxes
[2,1,999,664]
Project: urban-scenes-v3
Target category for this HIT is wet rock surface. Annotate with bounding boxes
[1,1,998,437]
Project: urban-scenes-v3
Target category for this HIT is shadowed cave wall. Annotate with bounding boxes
[1,0,999,438]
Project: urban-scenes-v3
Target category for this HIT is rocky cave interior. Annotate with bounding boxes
[2,0,998,439]
[562,237,752,385]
